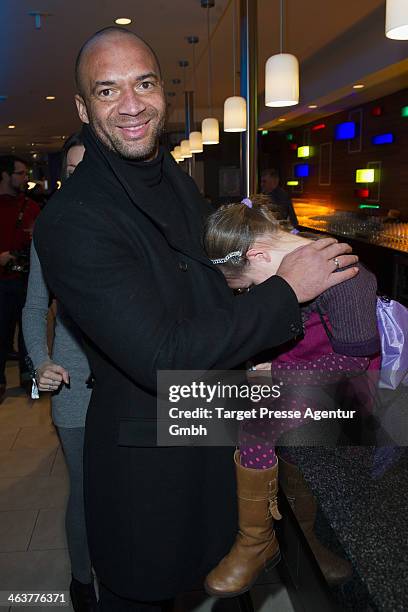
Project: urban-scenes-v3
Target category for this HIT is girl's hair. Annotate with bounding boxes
[60,132,84,182]
[204,194,281,274]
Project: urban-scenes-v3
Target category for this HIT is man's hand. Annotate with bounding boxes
[276,238,358,303]
[0,251,14,267]
[35,360,70,392]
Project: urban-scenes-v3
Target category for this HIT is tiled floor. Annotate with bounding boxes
[0,362,295,611]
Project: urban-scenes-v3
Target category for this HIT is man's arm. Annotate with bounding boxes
[34,204,302,391]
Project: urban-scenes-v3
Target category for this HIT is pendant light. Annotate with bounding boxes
[224,0,246,132]
[386,0,408,39]
[265,0,299,107]
[174,146,184,161]
[201,0,219,144]
[188,35,204,153]
[180,139,192,158]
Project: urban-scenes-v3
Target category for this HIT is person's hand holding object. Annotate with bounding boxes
[276,238,358,303]
[36,360,70,392]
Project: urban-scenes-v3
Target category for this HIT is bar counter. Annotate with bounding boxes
[284,444,408,612]
[297,220,408,306]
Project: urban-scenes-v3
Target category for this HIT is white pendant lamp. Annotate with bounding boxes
[201,1,219,144]
[189,131,203,153]
[224,96,247,132]
[180,139,192,158]
[174,145,184,161]
[223,0,247,132]
[386,0,408,39]
[171,151,180,163]
[202,118,219,144]
[265,0,299,108]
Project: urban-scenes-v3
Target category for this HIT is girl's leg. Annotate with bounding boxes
[57,426,93,584]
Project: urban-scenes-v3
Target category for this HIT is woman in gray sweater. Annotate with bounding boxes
[22,134,97,612]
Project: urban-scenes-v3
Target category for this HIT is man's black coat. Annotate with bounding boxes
[34,127,302,601]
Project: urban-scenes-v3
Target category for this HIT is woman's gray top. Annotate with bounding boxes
[22,243,91,428]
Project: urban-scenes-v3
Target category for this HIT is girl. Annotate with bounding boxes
[203,197,381,596]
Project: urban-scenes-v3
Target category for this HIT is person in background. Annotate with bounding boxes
[203,197,380,595]
[0,156,40,403]
[22,134,97,612]
[260,167,298,228]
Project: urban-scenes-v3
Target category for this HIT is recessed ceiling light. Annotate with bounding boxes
[8,124,15,129]
[353,84,364,89]
[278,118,286,122]
[115,17,132,25]
[46,95,56,100]
[308,104,318,109]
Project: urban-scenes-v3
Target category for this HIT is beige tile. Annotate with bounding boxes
[0,448,57,478]
[0,476,68,511]
[12,426,59,451]
[0,549,71,592]
[29,508,67,551]
[50,447,68,479]
[0,426,20,451]
[0,510,38,553]
[0,398,51,428]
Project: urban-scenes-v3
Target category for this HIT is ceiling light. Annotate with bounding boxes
[265,0,299,108]
[45,96,56,100]
[266,53,299,107]
[278,118,286,122]
[353,84,364,89]
[174,146,184,161]
[308,104,318,109]
[180,139,192,158]
[189,131,203,153]
[115,17,132,25]
[8,125,15,129]
[386,0,408,39]
[224,96,247,132]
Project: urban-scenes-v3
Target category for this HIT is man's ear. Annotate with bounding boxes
[75,95,89,124]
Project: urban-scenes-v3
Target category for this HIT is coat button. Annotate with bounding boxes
[178,261,188,271]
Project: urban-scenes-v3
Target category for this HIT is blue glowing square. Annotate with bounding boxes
[335,122,356,140]
[372,133,394,145]
[295,164,309,178]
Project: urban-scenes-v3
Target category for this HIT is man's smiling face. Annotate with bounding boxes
[75,33,166,161]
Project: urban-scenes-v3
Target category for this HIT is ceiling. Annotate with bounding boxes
[0,0,397,155]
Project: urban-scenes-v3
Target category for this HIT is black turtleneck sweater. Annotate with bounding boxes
[124,148,188,228]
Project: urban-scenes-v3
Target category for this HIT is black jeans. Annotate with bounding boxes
[0,277,28,385]
[98,584,174,612]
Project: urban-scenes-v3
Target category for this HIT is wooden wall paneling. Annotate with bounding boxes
[259,88,408,215]
[348,108,363,153]
[367,161,382,202]
[319,142,332,186]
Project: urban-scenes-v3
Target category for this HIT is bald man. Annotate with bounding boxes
[34,27,358,610]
